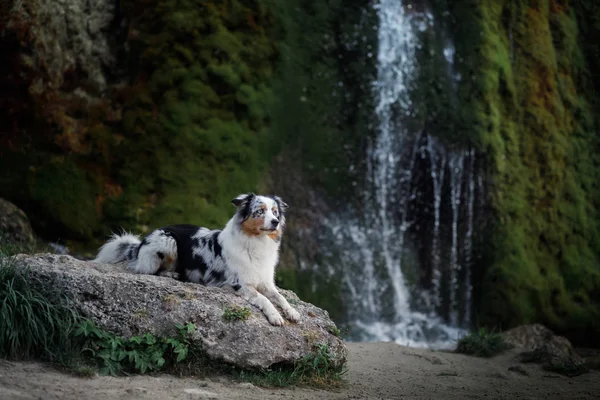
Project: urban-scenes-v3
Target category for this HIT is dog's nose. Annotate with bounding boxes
[271,219,279,227]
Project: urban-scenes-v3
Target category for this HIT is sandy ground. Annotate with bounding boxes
[1,342,599,400]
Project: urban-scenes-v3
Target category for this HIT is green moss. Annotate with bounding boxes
[222,305,252,322]
[451,0,600,344]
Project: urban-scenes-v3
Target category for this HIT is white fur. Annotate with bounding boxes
[129,230,178,275]
[219,215,298,325]
[93,232,140,264]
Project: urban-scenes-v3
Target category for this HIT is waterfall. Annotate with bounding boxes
[313,0,481,348]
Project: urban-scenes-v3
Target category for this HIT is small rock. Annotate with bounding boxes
[502,324,587,376]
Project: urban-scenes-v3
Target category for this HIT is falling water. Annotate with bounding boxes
[428,136,446,310]
[448,152,464,326]
[315,0,482,348]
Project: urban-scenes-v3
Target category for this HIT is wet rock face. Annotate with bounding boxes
[13,254,348,370]
[0,198,35,244]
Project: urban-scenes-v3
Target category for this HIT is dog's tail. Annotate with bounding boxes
[93,232,141,264]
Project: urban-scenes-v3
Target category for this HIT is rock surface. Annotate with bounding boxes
[0,198,35,244]
[502,324,586,372]
[7,0,117,93]
[13,254,347,370]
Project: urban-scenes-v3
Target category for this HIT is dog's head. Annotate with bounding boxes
[232,193,288,240]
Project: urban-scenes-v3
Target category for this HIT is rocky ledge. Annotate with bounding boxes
[13,254,347,370]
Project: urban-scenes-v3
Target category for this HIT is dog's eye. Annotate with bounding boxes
[256,209,264,216]
[273,209,278,217]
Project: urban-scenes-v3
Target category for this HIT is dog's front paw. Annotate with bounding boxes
[284,308,301,323]
[266,312,285,326]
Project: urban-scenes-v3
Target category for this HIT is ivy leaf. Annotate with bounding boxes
[174,345,188,362]
[143,333,156,345]
[130,336,142,345]
[140,361,148,374]
[186,323,195,334]
[127,350,137,363]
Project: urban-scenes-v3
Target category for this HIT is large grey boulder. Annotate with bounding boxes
[13,254,347,370]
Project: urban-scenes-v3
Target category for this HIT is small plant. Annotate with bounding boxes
[71,365,97,378]
[327,325,341,338]
[222,305,252,322]
[75,320,196,376]
[292,343,347,386]
[455,328,513,358]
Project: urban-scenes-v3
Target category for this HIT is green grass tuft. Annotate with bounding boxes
[455,328,513,358]
[0,252,81,362]
[222,305,252,322]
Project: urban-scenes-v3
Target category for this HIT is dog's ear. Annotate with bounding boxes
[232,193,255,208]
[274,196,289,213]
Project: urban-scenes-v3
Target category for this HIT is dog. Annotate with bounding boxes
[92,193,300,326]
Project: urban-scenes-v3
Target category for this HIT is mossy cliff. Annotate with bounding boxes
[0,0,279,245]
[450,0,600,344]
